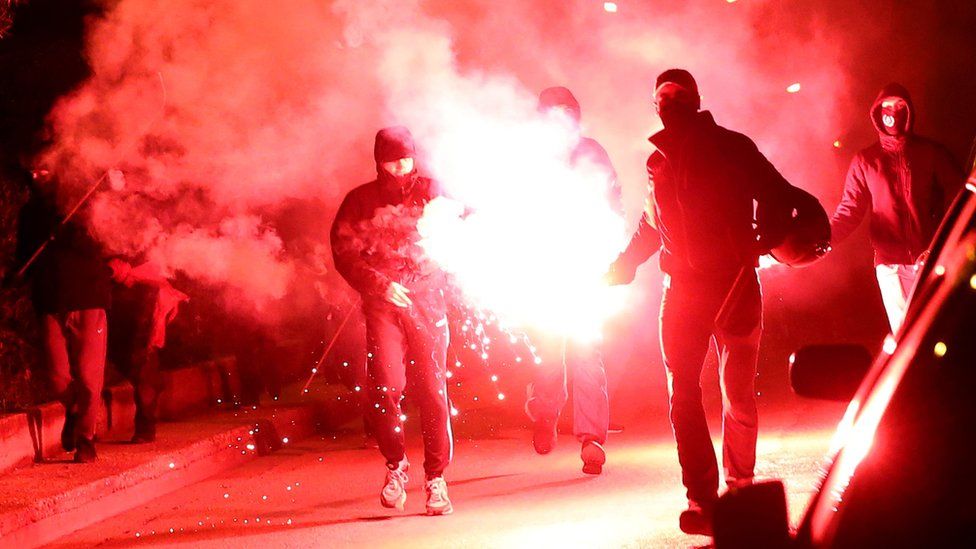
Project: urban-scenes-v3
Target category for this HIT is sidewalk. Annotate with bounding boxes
[0,380,359,548]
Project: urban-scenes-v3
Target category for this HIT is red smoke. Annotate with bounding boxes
[37,1,873,416]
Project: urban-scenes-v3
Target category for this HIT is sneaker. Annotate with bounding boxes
[73,437,97,463]
[61,413,77,452]
[424,476,453,516]
[580,440,606,475]
[532,416,557,454]
[678,500,715,536]
[380,458,409,511]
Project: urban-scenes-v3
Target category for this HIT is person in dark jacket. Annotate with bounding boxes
[830,83,964,334]
[525,86,621,475]
[330,126,453,516]
[16,167,113,463]
[107,257,187,443]
[607,69,793,536]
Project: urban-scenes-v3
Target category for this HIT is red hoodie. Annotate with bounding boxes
[831,83,964,265]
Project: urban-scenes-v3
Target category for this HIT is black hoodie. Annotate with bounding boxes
[330,131,445,299]
[831,83,965,265]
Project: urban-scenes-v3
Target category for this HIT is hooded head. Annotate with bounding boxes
[538,86,581,123]
[374,126,417,182]
[653,69,701,129]
[870,83,915,148]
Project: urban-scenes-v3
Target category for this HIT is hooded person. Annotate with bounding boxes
[830,83,964,334]
[525,86,622,475]
[607,69,795,536]
[330,126,454,516]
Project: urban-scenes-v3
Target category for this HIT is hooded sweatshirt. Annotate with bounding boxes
[330,129,445,299]
[831,83,964,265]
[538,87,622,214]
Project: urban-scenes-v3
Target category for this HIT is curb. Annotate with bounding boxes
[0,382,358,548]
[0,357,240,474]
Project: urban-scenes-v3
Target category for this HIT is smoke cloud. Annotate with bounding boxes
[40,0,852,324]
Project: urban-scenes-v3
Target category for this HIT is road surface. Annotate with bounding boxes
[47,400,846,548]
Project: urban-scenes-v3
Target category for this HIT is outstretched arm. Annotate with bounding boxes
[830,157,871,245]
[607,214,661,285]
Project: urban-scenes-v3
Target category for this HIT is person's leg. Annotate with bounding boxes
[566,339,609,474]
[363,299,410,469]
[567,340,609,445]
[876,264,909,334]
[660,276,721,506]
[41,313,76,451]
[525,337,567,454]
[66,309,108,461]
[525,341,568,423]
[402,301,452,480]
[131,346,163,441]
[714,272,762,489]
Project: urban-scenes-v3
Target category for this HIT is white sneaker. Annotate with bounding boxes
[380,458,409,511]
[424,476,453,516]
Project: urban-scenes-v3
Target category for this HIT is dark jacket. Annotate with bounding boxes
[330,171,446,298]
[617,110,793,277]
[16,185,113,314]
[831,84,964,265]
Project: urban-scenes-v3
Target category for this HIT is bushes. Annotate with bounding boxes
[0,174,43,412]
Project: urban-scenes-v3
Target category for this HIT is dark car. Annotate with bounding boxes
[713,173,976,548]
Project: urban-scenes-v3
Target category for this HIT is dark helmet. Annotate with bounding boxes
[769,187,831,267]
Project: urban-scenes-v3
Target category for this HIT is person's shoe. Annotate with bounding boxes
[424,476,453,516]
[580,440,606,475]
[73,438,97,463]
[61,413,77,452]
[532,416,557,455]
[679,500,715,536]
[380,458,409,511]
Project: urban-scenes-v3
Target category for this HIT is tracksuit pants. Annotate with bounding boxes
[875,263,918,334]
[526,339,609,444]
[362,293,452,478]
[660,269,762,505]
[41,309,108,443]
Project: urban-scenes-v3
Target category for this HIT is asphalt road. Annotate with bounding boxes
[46,400,846,549]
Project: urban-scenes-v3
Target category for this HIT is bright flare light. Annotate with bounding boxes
[417,110,630,341]
[786,82,802,93]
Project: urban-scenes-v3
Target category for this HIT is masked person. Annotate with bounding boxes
[525,87,622,474]
[330,126,454,516]
[16,166,112,463]
[107,258,187,443]
[830,83,964,334]
[607,69,793,536]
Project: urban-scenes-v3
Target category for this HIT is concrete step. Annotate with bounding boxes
[0,382,359,548]
[0,358,243,474]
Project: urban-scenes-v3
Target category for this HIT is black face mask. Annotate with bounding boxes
[658,102,697,129]
[880,105,908,136]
